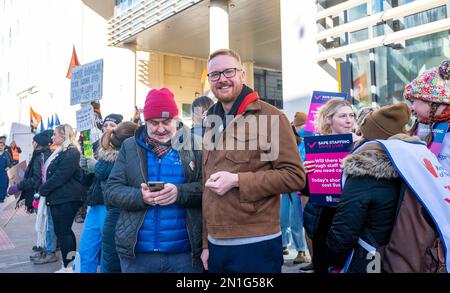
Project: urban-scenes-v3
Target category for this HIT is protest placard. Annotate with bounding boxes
[304,91,348,136]
[76,105,95,132]
[7,160,27,186]
[70,59,103,105]
[304,134,353,206]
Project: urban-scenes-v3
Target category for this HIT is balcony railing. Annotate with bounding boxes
[108,0,203,46]
[316,0,450,61]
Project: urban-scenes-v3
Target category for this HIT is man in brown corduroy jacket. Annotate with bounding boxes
[201,48,306,273]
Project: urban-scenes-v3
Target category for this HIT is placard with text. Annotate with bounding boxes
[304,134,353,206]
[304,91,348,136]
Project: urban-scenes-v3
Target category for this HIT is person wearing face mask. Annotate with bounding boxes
[105,88,203,273]
[77,113,123,273]
[404,60,450,172]
[301,98,360,273]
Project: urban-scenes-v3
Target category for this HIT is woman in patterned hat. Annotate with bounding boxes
[404,60,450,171]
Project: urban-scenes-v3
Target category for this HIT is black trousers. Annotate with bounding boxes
[50,201,82,268]
[312,207,336,273]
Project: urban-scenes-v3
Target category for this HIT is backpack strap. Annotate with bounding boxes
[359,180,407,252]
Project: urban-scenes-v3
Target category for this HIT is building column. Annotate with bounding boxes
[243,61,254,89]
[280,0,338,120]
[209,0,229,53]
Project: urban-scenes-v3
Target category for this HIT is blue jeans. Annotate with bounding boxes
[78,205,107,273]
[119,252,202,273]
[208,236,283,273]
[45,206,57,253]
[280,193,306,252]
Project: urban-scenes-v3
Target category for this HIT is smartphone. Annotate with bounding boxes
[147,181,165,192]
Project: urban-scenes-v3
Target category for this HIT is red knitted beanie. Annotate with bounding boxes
[143,88,179,121]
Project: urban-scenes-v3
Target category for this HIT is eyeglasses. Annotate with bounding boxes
[207,68,241,81]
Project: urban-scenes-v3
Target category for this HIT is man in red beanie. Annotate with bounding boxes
[201,48,306,273]
[105,87,203,273]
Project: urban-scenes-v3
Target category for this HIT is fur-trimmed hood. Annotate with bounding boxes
[343,150,399,180]
[97,146,119,162]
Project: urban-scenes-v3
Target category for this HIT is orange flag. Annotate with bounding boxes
[66,45,80,79]
[201,67,210,93]
[30,107,42,133]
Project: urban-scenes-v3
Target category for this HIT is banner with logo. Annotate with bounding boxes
[304,91,348,136]
[304,134,353,206]
[415,122,449,156]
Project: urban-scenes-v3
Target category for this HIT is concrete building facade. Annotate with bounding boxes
[3,0,446,137]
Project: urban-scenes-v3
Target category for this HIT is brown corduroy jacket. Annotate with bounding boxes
[202,99,306,248]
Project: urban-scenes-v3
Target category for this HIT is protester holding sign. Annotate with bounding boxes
[78,113,122,273]
[326,103,411,273]
[404,60,450,172]
[302,98,358,273]
[9,132,58,264]
[8,132,52,212]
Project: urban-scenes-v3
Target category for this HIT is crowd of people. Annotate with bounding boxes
[2,48,449,273]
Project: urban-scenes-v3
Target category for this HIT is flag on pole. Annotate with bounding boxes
[47,115,54,129]
[55,114,61,127]
[39,120,45,133]
[30,107,42,133]
[132,107,143,126]
[66,45,80,79]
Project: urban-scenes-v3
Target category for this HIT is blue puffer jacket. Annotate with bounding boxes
[134,136,190,253]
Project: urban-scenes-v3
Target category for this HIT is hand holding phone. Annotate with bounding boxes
[147,181,165,192]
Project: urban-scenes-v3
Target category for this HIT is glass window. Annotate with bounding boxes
[350,51,372,107]
[374,31,450,106]
[254,69,283,109]
[403,5,447,29]
[182,103,191,119]
[372,0,384,13]
[347,4,367,22]
[373,23,384,37]
[349,28,369,44]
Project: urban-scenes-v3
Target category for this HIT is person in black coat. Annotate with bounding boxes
[0,140,13,203]
[38,124,85,273]
[100,122,137,273]
[326,103,411,273]
[8,132,52,212]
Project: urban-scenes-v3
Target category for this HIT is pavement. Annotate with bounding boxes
[0,196,83,273]
[0,195,311,273]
